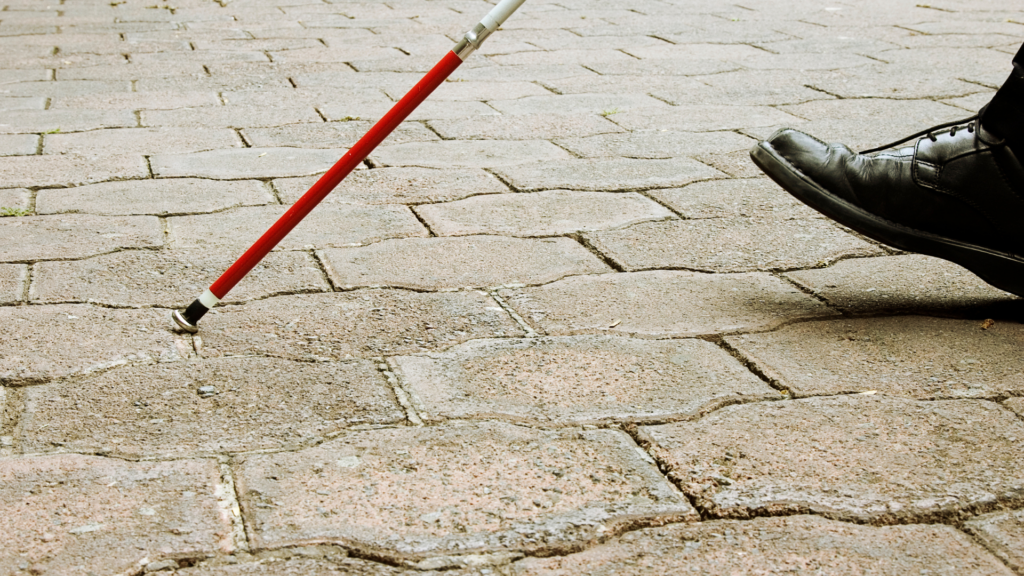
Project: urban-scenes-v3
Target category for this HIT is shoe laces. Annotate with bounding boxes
[859,114,979,155]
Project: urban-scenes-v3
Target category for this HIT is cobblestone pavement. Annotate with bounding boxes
[1,0,1023,574]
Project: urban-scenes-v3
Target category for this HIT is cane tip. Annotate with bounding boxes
[171,309,199,333]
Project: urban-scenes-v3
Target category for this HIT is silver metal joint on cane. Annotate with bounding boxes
[171,310,199,333]
[454,22,494,60]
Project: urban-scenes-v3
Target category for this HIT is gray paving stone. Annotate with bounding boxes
[0,304,193,384]
[0,153,148,188]
[0,455,231,576]
[488,93,669,116]
[779,98,967,124]
[0,69,49,83]
[0,264,26,304]
[21,357,403,458]
[151,147,352,180]
[43,127,241,156]
[234,422,696,556]
[32,250,330,307]
[417,190,674,237]
[640,395,1024,524]
[588,219,882,273]
[610,105,804,133]
[694,149,765,179]
[393,80,550,102]
[964,509,1024,574]
[320,236,608,291]
[447,63,598,83]
[321,100,500,123]
[136,75,293,93]
[395,335,774,425]
[0,96,45,111]
[222,87,390,108]
[36,178,273,216]
[243,122,438,149]
[785,255,1019,313]
[141,106,320,129]
[648,178,821,219]
[169,204,425,252]
[0,133,39,156]
[0,188,30,211]
[494,158,724,192]
[194,290,524,360]
[485,48,639,67]
[275,167,510,206]
[177,556,420,575]
[372,140,571,169]
[625,43,766,62]
[428,113,623,141]
[0,214,162,262]
[0,109,136,134]
[500,271,834,338]
[48,90,221,110]
[726,316,1024,400]
[807,65,985,100]
[509,515,1013,576]
[587,58,743,77]
[557,130,756,159]
[1,80,130,98]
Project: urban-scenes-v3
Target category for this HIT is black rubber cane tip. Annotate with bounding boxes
[171,299,209,333]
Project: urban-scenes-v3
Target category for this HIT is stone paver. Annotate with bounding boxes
[178,556,420,575]
[494,158,725,192]
[0,109,136,134]
[649,178,822,219]
[243,122,437,149]
[394,336,775,425]
[43,127,242,156]
[510,515,1013,575]
[1006,398,1024,418]
[586,219,882,273]
[0,263,26,304]
[640,395,1024,523]
[785,255,1019,313]
[151,147,353,180]
[610,106,804,133]
[964,509,1024,573]
[319,236,608,291]
[275,167,510,206]
[36,178,274,216]
[195,291,523,360]
[21,358,404,458]
[0,134,38,156]
[0,153,148,188]
[501,271,835,338]
[416,190,673,237]
[234,423,697,557]
[0,455,231,576]
[0,188,30,211]
[726,316,1024,399]
[372,140,572,169]
[31,250,330,307]
[169,204,425,252]
[557,130,756,159]
[428,113,622,141]
[0,305,192,384]
[0,214,162,262]
[141,105,321,129]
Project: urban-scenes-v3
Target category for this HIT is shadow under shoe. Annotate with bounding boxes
[750,116,1024,298]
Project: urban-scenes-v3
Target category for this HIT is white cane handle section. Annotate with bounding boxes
[481,0,526,31]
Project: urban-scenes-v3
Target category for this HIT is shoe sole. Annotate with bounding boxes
[750,140,1024,298]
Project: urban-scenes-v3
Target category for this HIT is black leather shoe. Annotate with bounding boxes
[750,116,1024,297]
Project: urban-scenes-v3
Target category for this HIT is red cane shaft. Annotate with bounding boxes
[209,49,464,299]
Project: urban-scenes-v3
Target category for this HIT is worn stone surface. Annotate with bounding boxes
[21,357,404,458]
[641,395,1024,523]
[195,291,523,360]
[648,178,822,220]
[416,191,674,237]
[394,336,774,425]
[726,316,1024,399]
[610,106,804,133]
[141,105,321,128]
[0,109,136,134]
[235,422,697,555]
[0,263,26,304]
[0,214,162,262]
[151,147,352,180]
[1006,398,1024,418]
[36,178,273,216]
[43,127,241,156]
[501,271,834,338]
[428,113,622,141]
[0,153,148,188]
[169,205,425,252]
[0,188,31,211]
[494,158,724,192]
[31,250,330,307]
[964,509,1024,573]
[320,236,607,291]
[557,130,756,159]
[178,556,421,575]
[372,140,572,169]
[275,166,509,206]
[243,122,437,149]
[785,255,1019,313]
[0,133,38,156]
[0,304,192,384]
[510,515,1014,575]
[0,455,231,576]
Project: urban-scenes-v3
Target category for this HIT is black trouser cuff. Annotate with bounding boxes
[981,47,1024,147]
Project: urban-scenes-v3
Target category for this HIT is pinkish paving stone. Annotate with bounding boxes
[321,100,499,122]
[488,94,669,116]
[243,121,437,149]
[393,335,774,425]
[428,113,624,141]
[0,455,231,575]
[141,105,321,129]
[494,158,724,192]
[234,422,696,557]
[0,214,162,262]
[372,140,572,169]
[556,130,756,159]
[640,395,1024,524]
[21,357,403,458]
[500,271,834,338]
[178,556,423,575]
[416,191,673,237]
[784,255,1018,313]
[965,509,1024,573]
[36,179,272,216]
[416,80,550,101]
[1005,398,1024,418]
[584,219,882,273]
[725,316,1024,400]
[31,250,329,307]
[43,127,242,156]
[0,188,30,211]
[609,105,803,133]
[49,90,222,111]
[0,264,26,304]
[0,305,192,384]
[275,167,509,206]
[0,153,148,188]
[319,236,608,291]
[195,290,523,360]
[648,179,821,220]
[509,515,1013,575]
[151,148,353,180]
[168,205,425,252]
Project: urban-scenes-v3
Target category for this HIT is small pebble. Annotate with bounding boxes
[197,386,217,397]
